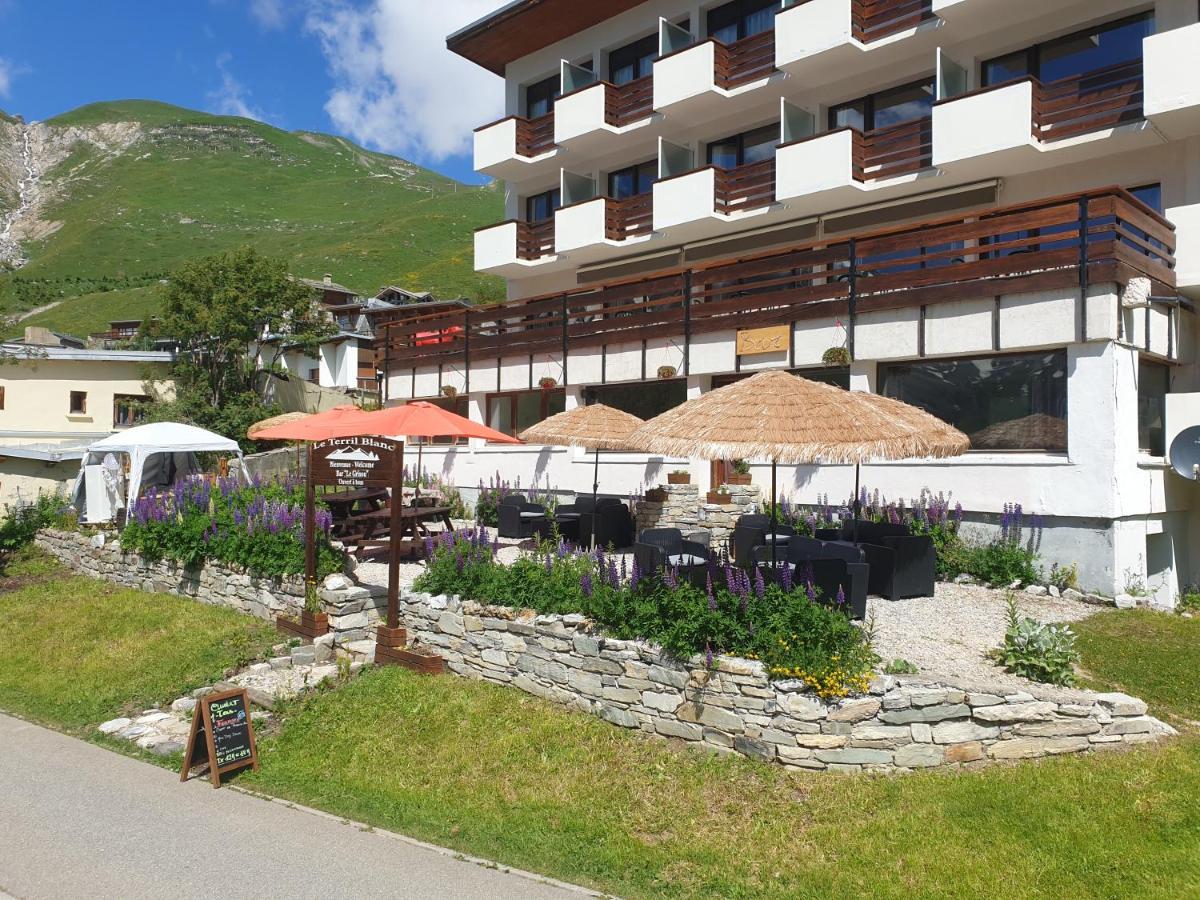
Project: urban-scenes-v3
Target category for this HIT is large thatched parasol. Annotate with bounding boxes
[626,370,969,549]
[247,411,312,440]
[521,404,644,547]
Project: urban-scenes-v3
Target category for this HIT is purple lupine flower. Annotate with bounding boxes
[806,578,817,602]
[705,643,714,669]
[620,555,627,584]
[544,553,553,575]
[754,566,765,599]
[780,561,793,592]
[836,585,846,606]
[580,570,593,598]
[664,566,678,590]
[706,572,717,611]
[607,558,619,589]
[630,556,641,592]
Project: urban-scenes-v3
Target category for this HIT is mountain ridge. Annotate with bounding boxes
[0,99,502,337]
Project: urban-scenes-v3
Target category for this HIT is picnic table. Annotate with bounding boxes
[323,487,389,524]
[342,505,455,560]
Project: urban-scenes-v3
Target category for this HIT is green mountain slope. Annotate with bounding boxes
[0,100,502,337]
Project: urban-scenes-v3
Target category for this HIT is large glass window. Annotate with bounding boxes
[829,78,935,132]
[586,379,687,421]
[487,389,566,437]
[609,34,657,84]
[525,189,560,223]
[608,161,656,199]
[1138,360,1170,457]
[525,74,559,118]
[982,13,1153,86]
[113,395,146,428]
[707,123,779,168]
[879,351,1068,452]
[416,396,470,446]
[707,0,777,43]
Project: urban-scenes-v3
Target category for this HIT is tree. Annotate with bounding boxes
[143,247,334,448]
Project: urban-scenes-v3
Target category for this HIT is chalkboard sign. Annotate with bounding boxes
[179,688,260,788]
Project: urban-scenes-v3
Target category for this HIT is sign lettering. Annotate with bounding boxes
[736,325,790,357]
[180,688,259,788]
[310,436,402,489]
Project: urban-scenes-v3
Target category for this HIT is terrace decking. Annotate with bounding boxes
[386,187,1176,375]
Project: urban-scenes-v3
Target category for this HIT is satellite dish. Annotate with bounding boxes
[1169,425,1200,481]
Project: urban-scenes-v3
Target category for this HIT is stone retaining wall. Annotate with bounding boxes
[400,590,1176,773]
[35,528,385,647]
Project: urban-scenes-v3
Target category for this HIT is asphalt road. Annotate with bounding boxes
[0,713,590,900]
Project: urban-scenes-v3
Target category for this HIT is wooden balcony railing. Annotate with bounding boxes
[516,112,556,157]
[849,117,932,180]
[852,0,934,43]
[516,219,556,260]
[715,30,777,89]
[715,159,777,214]
[1033,60,1144,142]
[604,194,654,241]
[388,188,1173,373]
[605,76,654,126]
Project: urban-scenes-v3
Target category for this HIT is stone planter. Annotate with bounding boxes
[276,611,330,642]
[725,473,752,486]
[667,473,691,485]
[644,488,668,503]
[707,491,733,505]
[376,644,447,674]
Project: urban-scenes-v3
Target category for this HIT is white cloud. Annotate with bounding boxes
[0,57,26,99]
[306,0,503,163]
[249,0,286,29]
[206,53,269,122]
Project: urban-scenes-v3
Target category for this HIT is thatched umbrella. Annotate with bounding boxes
[520,404,644,548]
[626,370,968,553]
[247,411,311,440]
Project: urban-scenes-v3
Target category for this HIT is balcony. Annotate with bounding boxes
[474,219,558,276]
[1145,22,1200,140]
[405,187,1176,374]
[653,160,777,240]
[776,118,932,210]
[933,61,1150,178]
[776,0,935,74]
[554,194,655,262]
[653,30,777,113]
[1169,202,1200,299]
[473,113,557,179]
[554,76,655,148]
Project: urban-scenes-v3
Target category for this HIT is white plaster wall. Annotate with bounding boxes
[1144,21,1200,118]
[932,81,1035,166]
[0,458,77,512]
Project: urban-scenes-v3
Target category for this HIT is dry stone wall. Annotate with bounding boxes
[35,528,382,645]
[400,590,1176,774]
[635,482,763,548]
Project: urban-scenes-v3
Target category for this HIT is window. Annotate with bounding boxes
[707,123,779,168]
[707,0,777,43]
[586,380,686,421]
[486,389,565,437]
[525,74,559,118]
[417,397,470,446]
[1129,183,1162,213]
[608,161,656,199]
[829,77,935,132]
[525,189,560,223]
[879,351,1068,452]
[69,391,87,415]
[113,395,147,428]
[308,368,320,384]
[609,34,657,84]
[982,13,1153,87]
[1138,360,1170,456]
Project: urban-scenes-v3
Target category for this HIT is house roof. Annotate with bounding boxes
[0,343,174,363]
[446,0,647,75]
[298,277,358,296]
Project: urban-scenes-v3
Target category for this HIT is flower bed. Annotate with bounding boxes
[121,476,343,578]
[415,529,876,700]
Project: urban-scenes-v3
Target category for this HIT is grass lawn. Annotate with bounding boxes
[0,551,277,731]
[243,608,1200,899]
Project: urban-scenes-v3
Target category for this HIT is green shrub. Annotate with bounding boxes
[883,658,919,675]
[473,474,513,527]
[1048,562,1080,592]
[1179,587,1200,614]
[416,529,877,700]
[121,476,342,578]
[0,493,72,564]
[991,594,1080,686]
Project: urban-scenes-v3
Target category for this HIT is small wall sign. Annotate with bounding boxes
[180,688,259,788]
[736,325,789,356]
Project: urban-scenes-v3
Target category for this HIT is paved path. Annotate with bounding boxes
[0,714,590,900]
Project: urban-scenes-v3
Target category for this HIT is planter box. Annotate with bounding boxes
[707,492,733,505]
[644,488,668,503]
[725,473,753,486]
[276,611,329,641]
[667,473,691,485]
[375,644,447,674]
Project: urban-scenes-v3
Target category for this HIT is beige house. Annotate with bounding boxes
[0,328,174,510]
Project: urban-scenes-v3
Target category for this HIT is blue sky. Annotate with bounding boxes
[0,0,503,184]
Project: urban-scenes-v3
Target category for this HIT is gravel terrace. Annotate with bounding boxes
[353,529,1104,692]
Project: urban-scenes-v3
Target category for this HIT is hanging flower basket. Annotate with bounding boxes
[538,376,558,391]
[657,365,677,380]
[822,346,852,367]
[441,385,458,398]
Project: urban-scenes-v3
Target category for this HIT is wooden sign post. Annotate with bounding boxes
[180,688,259,788]
[307,435,406,634]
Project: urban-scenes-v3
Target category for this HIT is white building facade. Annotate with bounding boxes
[382,0,1200,601]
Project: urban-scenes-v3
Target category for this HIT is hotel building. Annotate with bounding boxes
[383,0,1200,601]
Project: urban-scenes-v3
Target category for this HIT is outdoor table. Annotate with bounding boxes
[351,506,454,560]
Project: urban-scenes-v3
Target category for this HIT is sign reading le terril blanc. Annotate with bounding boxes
[311,436,401,489]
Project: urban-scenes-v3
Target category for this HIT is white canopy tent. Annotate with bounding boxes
[72,423,244,522]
